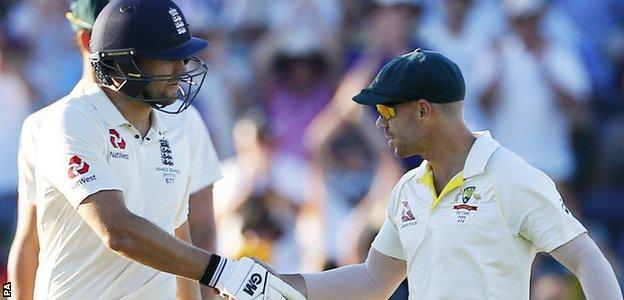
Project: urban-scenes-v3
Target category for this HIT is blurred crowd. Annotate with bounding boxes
[1,0,624,298]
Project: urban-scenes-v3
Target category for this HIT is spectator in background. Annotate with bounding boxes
[213,117,306,273]
[305,121,402,270]
[0,37,34,282]
[582,72,624,285]
[555,0,624,117]
[193,28,256,160]
[4,0,81,105]
[254,30,337,205]
[333,0,425,170]
[474,0,590,205]
[420,0,505,130]
[301,0,421,288]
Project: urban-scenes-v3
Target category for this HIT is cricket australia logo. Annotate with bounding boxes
[453,186,481,223]
[168,7,187,35]
[159,138,174,166]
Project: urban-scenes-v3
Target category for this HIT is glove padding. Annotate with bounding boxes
[216,257,306,300]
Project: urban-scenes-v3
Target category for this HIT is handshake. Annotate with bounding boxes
[208,256,306,300]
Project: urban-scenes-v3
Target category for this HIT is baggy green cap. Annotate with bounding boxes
[66,0,110,31]
[353,48,465,105]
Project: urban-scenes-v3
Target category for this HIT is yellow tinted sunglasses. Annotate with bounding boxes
[376,104,396,121]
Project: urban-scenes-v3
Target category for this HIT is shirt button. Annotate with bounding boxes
[134,134,140,139]
[146,137,151,141]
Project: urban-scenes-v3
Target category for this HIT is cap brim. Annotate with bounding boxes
[352,88,395,105]
[142,37,209,60]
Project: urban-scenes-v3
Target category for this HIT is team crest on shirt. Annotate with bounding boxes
[452,186,480,223]
[400,201,417,228]
[159,138,174,166]
[155,137,180,184]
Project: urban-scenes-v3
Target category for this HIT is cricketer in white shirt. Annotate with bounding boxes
[372,131,585,299]
[32,85,221,299]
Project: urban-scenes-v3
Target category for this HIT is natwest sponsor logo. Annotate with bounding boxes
[109,129,126,149]
[71,175,97,189]
[68,156,90,179]
[109,151,130,160]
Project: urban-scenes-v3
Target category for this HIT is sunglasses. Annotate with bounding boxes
[376,104,396,121]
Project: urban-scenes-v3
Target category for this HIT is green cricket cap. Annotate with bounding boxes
[66,0,110,31]
[353,48,466,105]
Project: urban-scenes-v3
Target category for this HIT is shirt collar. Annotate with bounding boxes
[463,130,501,178]
[88,86,129,127]
[69,80,98,97]
[150,110,168,134]
[87,86,168,134]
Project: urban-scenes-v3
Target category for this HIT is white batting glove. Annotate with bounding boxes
[214,257,306,300]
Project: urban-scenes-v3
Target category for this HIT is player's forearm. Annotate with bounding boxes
[551,234,623,300]
[175,222,202,300]
[574,248,622,299]
[7,235,39,300]
[302,264,394,300]
[8,200,39,300]
[188,187,216,252]
[577,257,624,300]
[302,248,406,300]
[177,277,202,300]
[107,212,212,281]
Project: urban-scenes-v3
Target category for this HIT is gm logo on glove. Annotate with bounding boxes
[243,273,263,296]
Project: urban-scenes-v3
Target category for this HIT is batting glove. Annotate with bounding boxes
[202,256,306,300]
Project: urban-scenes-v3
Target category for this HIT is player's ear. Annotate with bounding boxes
[76,29,91,53]
[416,99,431,119]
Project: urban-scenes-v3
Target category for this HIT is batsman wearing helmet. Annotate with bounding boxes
[8,0,221,298]
[29,0,304,299]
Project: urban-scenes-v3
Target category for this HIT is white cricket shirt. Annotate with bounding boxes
[19,81,220,205]
[18,80,89,205]
[33,86,221,299]
[372,131,586,300]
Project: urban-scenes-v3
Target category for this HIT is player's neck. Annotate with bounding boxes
[426,127,475,190]
[81,56,97,85]
[103,88,153,137]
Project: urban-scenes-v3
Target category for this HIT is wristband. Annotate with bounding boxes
[199,254,226,287]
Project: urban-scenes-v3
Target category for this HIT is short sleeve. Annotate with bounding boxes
[185,107,222,194]
[17,114,40,205]
[371,186,406,260]
[494,154,586,252]
[38,106,122,208]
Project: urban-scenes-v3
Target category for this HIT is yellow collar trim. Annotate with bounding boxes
[418,167,464,210]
